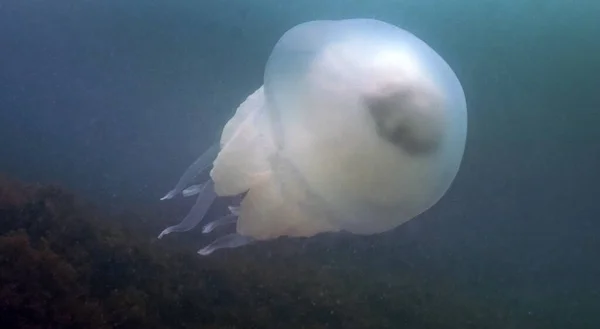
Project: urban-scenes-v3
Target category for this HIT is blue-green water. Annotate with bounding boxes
[0,1,598,328]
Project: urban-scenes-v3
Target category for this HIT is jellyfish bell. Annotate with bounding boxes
[157,18,467,256]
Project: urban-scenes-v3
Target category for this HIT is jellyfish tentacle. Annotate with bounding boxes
[182,184,205,197]
[202,213,238,234]
[160,143,219,200]
[228,205,240,216]
[158,179,217,239]
[197,233,254,256]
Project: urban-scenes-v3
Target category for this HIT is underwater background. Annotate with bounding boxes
[0,1,599,328]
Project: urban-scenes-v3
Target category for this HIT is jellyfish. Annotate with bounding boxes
[157,18,467,256]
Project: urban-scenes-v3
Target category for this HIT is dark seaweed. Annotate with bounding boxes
[0,175,525,329]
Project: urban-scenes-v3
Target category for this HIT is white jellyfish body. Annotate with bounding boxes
[158,19,467,255]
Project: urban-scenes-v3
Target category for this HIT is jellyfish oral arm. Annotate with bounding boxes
[157,87,270,254]
[160,143,219,200]
[158,179,218,239]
